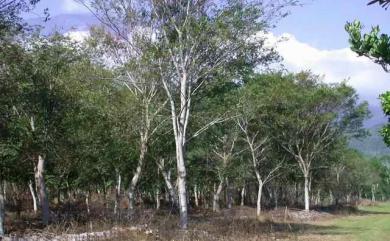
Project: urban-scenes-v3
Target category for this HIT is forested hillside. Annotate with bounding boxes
[350,124,390,156]
[1,0,390,240]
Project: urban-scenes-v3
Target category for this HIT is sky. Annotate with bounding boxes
[25,0,390,126]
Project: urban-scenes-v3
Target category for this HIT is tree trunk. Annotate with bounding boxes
[257,181,263,217]
[85,192,90,215]
[175,137,188,229]
[329,190,334,205]
[28,180,38,214]
[371,184,376,202]
[36,155,49,225]
[128,138,148,211]
[160,169,177,206]
[304,175,310,211]
[315,189,321,206]
[226,178,232,209]
[240,185,245,206]
[213,181,223,212]
[194,185,199,207]
[274,188,278,209]
[114,171,121,215]
[0,180,5,236]
[346,192,351,203]
[156,189,160,210]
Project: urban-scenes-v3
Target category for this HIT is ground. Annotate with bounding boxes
[303,203,390,241]
[4,202,390,240]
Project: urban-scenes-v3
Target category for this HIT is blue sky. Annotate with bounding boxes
[25,0,390,126]
[275,0,390,49]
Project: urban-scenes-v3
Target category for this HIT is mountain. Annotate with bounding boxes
[350,123,390,156]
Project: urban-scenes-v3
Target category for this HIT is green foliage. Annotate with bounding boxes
[346,20,390,148]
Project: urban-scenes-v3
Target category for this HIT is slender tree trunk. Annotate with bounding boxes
[213,181,223,212]
[304,175,310,211]
[156,189,160,210]
[226,178,232,209]
[128,138,148,211]
[3,182,6,202]
[315,189,321,206]
[257,180,263,217]
[175,136,188,229]
[86,192,90,215]
[346,192,351,203]
[329,190,334,205]
[159,168,177,206]
[36,155,49,225]
[0,180,4,236]
[194,185,199,207]
[371,184,376,202]
[28,180,38,214]
[274,188,278,210]
[114,171,121,215]
[241,185,245,206]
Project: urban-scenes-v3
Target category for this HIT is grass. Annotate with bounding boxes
[6,203,390,240]
[312,202,390,241]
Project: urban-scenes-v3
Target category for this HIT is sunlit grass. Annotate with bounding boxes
[324,202,390,241]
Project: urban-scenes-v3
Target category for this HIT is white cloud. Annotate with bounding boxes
[65,30,89,42]
[62,0,89,13]
[268,33,390,125]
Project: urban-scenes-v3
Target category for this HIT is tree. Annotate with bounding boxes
[0,0,43,39]
[78,0,292,229]
[345,19,390,146]
[368,0,390,9]
[260,72,369,211]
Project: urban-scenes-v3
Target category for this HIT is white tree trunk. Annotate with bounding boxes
[241,185,245,206]
[371,184,376,202]
[159,168,177,206]
[36,155,49,225]
[213,181,223,212]
[194,185,199,207]
[156,189,160,210]
[176,141,188,229]
[128,139,147,211]
[0,180,4,236]
[304,175,310,211]
[114,172,121,215]
[85,193,90,215]
[274,188,278,209]
[257,181,263,217]
[226,178,233,209]
[28,181,38,214]
[315,189,321,206]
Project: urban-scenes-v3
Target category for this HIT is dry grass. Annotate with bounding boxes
[6,203,383,241]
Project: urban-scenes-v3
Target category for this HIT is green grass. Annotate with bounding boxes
[324,203,390,241]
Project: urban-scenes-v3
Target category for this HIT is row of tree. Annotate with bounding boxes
[1,0,390,235]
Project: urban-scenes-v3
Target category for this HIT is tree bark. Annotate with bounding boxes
[241,185,245,206]
[304,174,310,211]
[213,181,223,212]
[0,180,4,236]
[156,189,160,210]
[371,184,376,202]
[175,135,188,229]
[128,138,148,211]
[28,180,38,214]
[159,167,177,207]
[114,171,121,215]
[36,155,49,225]
[274,188,278,209]
[194,185,199,207]
[257,180,263,217]
[226,178,233,209]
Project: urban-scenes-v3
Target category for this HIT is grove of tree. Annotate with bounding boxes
[0,0,390,236]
